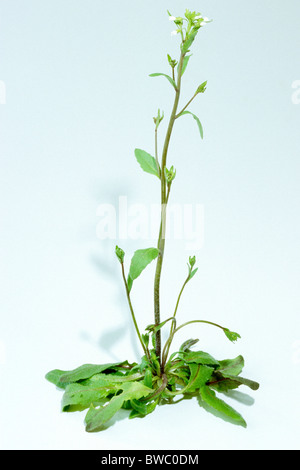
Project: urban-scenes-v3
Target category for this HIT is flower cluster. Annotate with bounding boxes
[169,9,211,37]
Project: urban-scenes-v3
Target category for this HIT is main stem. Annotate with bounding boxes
[154,51,185,366]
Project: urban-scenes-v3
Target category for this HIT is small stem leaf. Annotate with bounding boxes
[146,317,175,333]
[142,333,150,349]
[127,275,133,293]
[181,27,200,54]
[85,381,153,432]
[223,328,241,343]
[128,247,159,286]
[199,385,247,427]
[188,267,198,281]
[149,73,177,91]
[179,54,192,76]
[134,149,160,178]
[178,110,204,139]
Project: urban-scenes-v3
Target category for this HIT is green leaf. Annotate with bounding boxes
[185,364,213,393]
[134,149,160,178]
[182,350,220,368]
[127,247,159,292]
[181,27,200,54]
[180,54,192,76]
[200,385,247,427]
[179,338,199,352]
[129,398,158,419]
[61,380,115,412]
[143,369,153,389]
[149,73,177,91]
[223,328,241,343]
[179,110,203,139]
[217,355,245,376]
[85,381,153,432]
[45,362,127,388]
[221,374,260,391]
[188,267,198,281]
[146,317,174,333]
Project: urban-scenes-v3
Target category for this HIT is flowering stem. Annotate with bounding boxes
[154,50,185,367]
[161,273,190,366]
[154,128,161,178]
[176,92,198,118]
[120,262,149,359]
[173,319,227,335]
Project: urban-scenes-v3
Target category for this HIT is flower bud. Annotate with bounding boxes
[189,255,196,269]
[115,245,125,264]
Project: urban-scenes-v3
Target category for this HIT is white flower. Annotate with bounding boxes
[194,15,202,20]
[169,16,177,21]
[171,30,178,36]
[203,17,210,22]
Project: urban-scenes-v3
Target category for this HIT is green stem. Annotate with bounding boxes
[154,128,161,178]
[175,92,198,118]
[161,273,190,366]
[120,262,149,359]
[153,51,185,366]
[173,319,227,335]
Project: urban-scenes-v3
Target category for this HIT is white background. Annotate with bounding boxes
[1,0,299,450]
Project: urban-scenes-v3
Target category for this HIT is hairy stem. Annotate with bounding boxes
[153,51,185,366]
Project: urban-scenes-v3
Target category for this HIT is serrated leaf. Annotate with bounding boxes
[179,110,203,139]
[200,385,247,427]
[218,355,244,376]
[85,381,153,432]
[134,149,160,178]
[185,364,213,393]
[181,350,220,368]
[45,362,127,388]
[127,247,159,292]
[62,380,115,412]
[149,73,177,90]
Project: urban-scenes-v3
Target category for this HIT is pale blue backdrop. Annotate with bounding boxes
[0,0,299,449]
